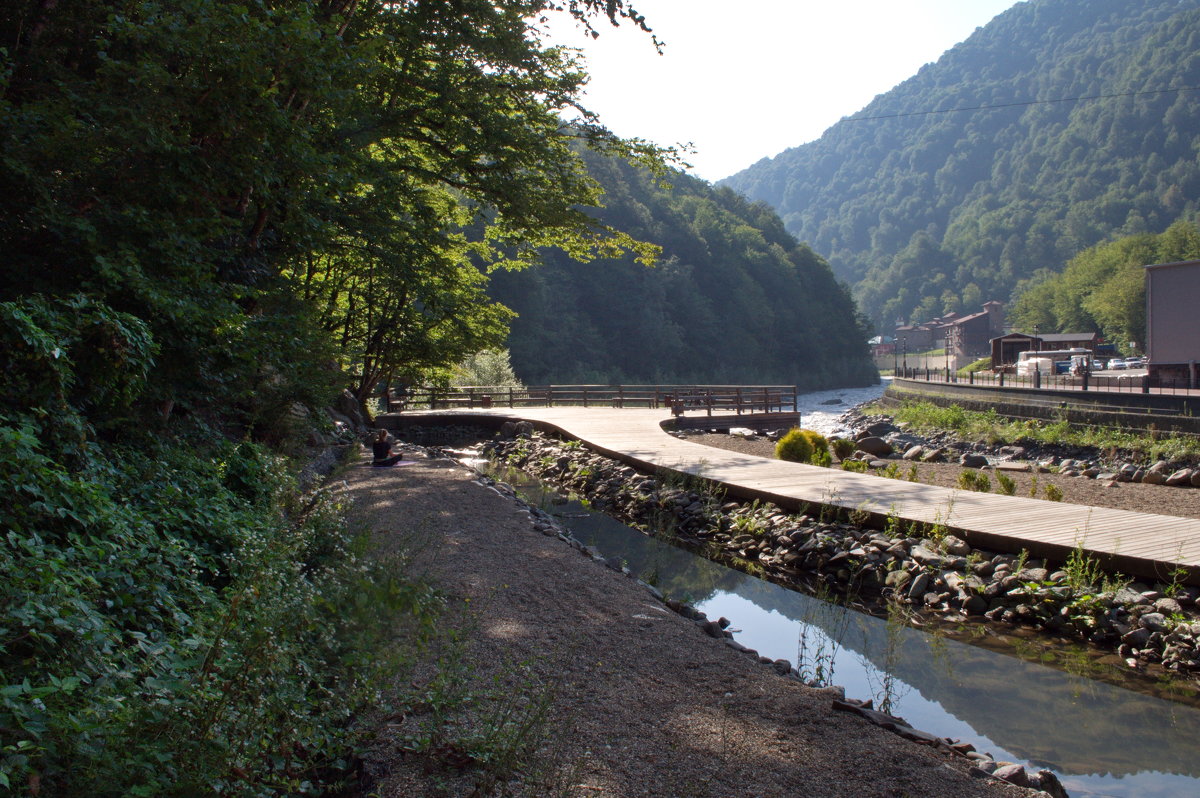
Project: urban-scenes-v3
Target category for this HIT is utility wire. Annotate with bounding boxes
[843,85,1200,123]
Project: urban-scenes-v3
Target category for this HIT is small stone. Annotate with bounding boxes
[960,453,988,468]
[1017,567,1049,583]
[1154,597,1184,615]
[910,545,944,566]
[907,571,932,599]
[902,445,925,460]
[992,763,1029,788]
[942,535,970,556]
[1142,471,1167,485]
[962,595,988,615]
[1140,612,1168,632]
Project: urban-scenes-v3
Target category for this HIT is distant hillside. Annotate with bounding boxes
[487,148,878,390]
[722,0,1200,330]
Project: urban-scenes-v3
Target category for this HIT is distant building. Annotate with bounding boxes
[896,301,1005,363]
[1037,332,1101,351]
[989,330,1102,370]
[990,332,1039,369]
[1145,259,1200,386]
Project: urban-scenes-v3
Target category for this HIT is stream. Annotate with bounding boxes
[482,463,1200,798]
[467,381,1200,798]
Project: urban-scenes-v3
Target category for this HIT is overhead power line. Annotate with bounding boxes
[843,85,1200,123]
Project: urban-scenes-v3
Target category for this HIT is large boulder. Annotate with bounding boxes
[1166,468,1195,487]
[333,389,367,430]
[959,452,988,468]
[855,436,893,457]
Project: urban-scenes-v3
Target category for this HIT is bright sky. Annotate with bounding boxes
[547,0,1023,181]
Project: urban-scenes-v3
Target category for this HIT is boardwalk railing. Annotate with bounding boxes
[895,366,1199,396]
[387,384,799,416]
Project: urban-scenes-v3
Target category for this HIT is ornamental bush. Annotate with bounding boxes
[775,428,814,463]
[799,430,831,466]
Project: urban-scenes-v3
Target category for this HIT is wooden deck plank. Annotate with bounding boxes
[397,406,1200,582]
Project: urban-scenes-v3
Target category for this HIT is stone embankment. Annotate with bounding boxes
[486,430,1200,683]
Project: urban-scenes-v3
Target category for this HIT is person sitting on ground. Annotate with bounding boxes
[372,429,405,467]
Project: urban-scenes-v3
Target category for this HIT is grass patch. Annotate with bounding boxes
[873,400,1200,462]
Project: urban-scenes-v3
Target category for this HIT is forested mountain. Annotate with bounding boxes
[722,0,1200,331]
[488,148,878,390]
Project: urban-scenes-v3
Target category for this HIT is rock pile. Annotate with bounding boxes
[838,407,1200,490]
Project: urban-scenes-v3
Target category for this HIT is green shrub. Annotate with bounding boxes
[0,419,425,796]
[829,437,856,460]
[775,428,814,463]
[798,429,831,466]
[1044,483,1064,502]
[996,473,1017,495]
[841,459,869,473]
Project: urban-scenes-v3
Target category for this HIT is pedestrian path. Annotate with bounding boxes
[392,406,1200,584]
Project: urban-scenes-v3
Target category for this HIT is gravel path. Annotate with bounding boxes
[339,449,1036,798]
[683,432,1200,520]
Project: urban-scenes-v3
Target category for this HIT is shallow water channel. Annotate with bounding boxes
[481,461,1200,798]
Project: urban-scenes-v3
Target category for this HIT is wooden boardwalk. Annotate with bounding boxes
[392,406,1200,585]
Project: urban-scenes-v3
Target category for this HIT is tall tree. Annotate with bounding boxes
[0,0,666,432]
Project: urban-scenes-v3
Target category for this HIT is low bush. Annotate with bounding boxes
[829,437,857,461]
[775,428,814,463]
[799,429,831,466]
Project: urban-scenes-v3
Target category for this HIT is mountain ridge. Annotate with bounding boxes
[721,0,1200,330]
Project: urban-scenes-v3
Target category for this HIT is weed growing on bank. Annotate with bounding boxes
[873,400,1200,462]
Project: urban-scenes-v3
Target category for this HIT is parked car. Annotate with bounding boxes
[1127,356,1147,368]
[1109,358,1128,370]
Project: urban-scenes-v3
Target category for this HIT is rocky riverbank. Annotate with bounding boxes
[485,430,1200,685]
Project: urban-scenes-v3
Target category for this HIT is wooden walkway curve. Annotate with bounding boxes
[393,406,1200,585]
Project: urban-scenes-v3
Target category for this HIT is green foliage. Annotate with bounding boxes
[488,148,878,389]
[1044,483,1065,502]
[723,0,1200,330]
[829,437,857,461]
[1010,220,1200,349]
[798,429,831,466]
[996,472,1017,495]
[775,428,814,463]
[886,400,1200,462]
[450,349,524,388]
[0,419,433,795]
[0,2,678,795]
[841,459,869,473]
[954,469,993,492]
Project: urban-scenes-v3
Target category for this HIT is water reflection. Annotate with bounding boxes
[491,465,1200,798]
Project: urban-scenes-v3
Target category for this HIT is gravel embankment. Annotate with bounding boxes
[340,449,1037,798]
